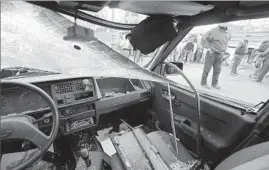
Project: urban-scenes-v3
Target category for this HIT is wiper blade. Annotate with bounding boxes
[1,67,60,79]
[199,91,252,108]
[241,101,265,116]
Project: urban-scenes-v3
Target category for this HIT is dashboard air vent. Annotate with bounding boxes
[76,81,84,91]
[55,82,73,94]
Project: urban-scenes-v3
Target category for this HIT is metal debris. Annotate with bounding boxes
[170,160,197,170]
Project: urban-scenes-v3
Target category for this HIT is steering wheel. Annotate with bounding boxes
[1,80,60,170]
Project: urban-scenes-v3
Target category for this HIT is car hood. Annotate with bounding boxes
[1,1,170,84]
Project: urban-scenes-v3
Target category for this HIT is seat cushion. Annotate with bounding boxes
[215,141,269,170]
[147,131,195,164]
[111,154,125,170]
[110,129,195,169]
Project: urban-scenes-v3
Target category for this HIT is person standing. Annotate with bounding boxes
[230,39,248,75]
[193,35,204,63]
[194,47,203,63]
[251,47,269,82]
[182,41,195,63]
[249,40,269,80]
[200,23,231,89]
[190,38,198,62]
[247,48,254,64]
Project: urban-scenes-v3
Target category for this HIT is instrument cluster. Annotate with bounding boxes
[1,77,152,135]
[51,78,96,106]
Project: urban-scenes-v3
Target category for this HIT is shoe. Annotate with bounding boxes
[249,74,257,79]
[231,71,240,75]
[212,84,221,90]
[201,84,210,89]
[251,77,262,82]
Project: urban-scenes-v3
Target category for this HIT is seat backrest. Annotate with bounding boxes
[215,141,269,170]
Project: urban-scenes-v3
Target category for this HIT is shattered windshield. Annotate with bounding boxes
[1,1,160,82]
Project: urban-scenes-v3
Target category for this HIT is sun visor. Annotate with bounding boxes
[127,17,178,55]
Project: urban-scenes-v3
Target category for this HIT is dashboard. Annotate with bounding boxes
[1,76,152,135]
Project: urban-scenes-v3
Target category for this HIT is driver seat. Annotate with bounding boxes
[141,131,269,170]
[214,141,269,170]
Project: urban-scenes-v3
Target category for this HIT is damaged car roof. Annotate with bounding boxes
[31,1,269,27]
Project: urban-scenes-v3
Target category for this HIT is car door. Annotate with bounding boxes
[149,82,256,164]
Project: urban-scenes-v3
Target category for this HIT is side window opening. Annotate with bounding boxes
[165,18,269,105]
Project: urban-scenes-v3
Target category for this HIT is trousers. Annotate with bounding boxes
[182,50,194,62]
[256,57,269,82]
[201,50,223,86]
[231,54,244,74]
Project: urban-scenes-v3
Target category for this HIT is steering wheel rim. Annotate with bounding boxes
[1,80,60,170]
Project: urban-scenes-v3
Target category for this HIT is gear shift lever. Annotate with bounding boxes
[80,148,91,167]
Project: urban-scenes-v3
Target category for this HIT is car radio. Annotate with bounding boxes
[59,103,96,135]
[63,117,95,134]
[60,103,95,117]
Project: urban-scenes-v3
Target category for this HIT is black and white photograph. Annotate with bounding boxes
[1,1,269,170]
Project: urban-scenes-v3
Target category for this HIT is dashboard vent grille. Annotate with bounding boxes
[55,82,73,94]
[76,81,84,91]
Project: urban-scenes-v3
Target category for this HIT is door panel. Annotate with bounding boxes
[150,82,256,163]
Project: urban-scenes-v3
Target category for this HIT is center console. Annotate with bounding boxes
[61,103,96,134]
[50,78,97,135]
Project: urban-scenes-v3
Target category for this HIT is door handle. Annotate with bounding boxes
[162,90,180,106]
[179,121,197,138]
[173,115,196,137]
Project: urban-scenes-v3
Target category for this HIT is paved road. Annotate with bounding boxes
[166,63,269,104]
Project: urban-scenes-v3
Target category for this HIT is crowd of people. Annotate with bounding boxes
[202,24,268,89]
[118,23,269,89]
[178,24,269,89]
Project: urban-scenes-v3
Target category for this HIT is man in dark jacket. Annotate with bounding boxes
[249,40,269,81]
[230,39,248,75]
[200,23,231,89]
[251,47,269,82]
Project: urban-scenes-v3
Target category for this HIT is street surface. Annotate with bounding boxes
[166,63,269,104]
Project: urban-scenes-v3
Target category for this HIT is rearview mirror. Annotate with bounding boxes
[161,62,183,76]
[63,24,96,42]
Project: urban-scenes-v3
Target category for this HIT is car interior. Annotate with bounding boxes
[1,1,269,170]
[2,75,269,170]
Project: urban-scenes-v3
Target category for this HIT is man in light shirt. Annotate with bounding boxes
[200,23,232,89]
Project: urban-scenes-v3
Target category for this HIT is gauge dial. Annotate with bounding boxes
[19,90,42,105]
